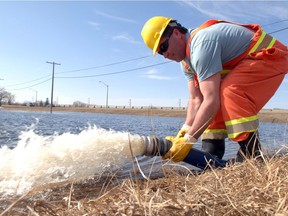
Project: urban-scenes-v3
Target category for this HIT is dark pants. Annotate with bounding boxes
[202,131,262,162]
[202,139,225,159]
[236,132,262,162]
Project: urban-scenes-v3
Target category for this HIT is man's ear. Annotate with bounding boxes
[173,28,179,35]
[173,28,183,39]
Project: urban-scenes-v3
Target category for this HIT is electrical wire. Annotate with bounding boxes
[3,55,155,89]
[8,78,51,91]
[268,27,288,35]
[56,55,151,74]
[3,20,288,90]
[4,75,51,87]
[262,19,288,27]
[56,61,173,79]
[54,26,288,80]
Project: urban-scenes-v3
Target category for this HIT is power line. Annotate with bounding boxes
[56,55,151,74]
[4,75,51,87]
[268,27,288,35]
[53,25,288,80]
[3,55,153,89]
[56,61,173,79]
[6,60,172,91]
[4,20,288,88]
[262,19,288,27]
[7,78,51,91]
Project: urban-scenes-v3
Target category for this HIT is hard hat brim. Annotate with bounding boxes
[152,21,170,56]
[141,16,172,57]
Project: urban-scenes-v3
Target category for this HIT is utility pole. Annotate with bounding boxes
[46,61,61,113]
[30,88,38,103]
[99,81,109,108]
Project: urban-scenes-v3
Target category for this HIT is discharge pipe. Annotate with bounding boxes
[141,136,228,170]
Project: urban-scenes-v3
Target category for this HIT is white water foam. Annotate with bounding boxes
[0,126,145,197]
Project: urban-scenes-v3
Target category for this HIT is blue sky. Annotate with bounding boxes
[0,1,287,109]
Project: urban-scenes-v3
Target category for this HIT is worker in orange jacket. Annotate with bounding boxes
[141,16,288,162]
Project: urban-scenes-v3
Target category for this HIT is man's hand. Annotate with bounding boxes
[162,134,197,162]
[176,124,191,138]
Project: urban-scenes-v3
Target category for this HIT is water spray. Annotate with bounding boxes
[141,136,228,169]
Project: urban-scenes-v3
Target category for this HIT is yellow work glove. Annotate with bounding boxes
[162,134,197,162]
[176,124,191,138]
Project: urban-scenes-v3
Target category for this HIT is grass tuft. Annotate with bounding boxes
[1,150,288,215]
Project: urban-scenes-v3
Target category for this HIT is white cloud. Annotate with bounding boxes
[147,70,157,75]
[112,33,141,44]
[147,74,174,80]
[95,11,137,24]
[178,1,288,22]
[88,21,101,30]
[144,69,174,80]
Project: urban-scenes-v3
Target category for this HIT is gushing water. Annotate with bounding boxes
[0,125,145,197]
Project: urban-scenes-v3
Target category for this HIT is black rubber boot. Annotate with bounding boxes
[202,139,225,159]
[236,132,262,162]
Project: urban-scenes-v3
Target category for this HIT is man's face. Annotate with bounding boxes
[157,28,186,62]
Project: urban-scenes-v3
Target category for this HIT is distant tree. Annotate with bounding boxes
[0,88,14,106]
[73,101,86,107]
[7,93,15,105]
[45,98,50,106]
[39,100,43,107]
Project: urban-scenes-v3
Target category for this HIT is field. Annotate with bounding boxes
[1,105,288,215]
[2,105,288,123]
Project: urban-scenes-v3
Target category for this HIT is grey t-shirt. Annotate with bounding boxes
[181,22,254,82]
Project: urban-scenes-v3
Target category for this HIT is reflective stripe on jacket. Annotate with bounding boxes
[182,20,278,140]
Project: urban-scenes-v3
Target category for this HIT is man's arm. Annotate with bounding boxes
[184,80,203,126]
[187,72,221,139]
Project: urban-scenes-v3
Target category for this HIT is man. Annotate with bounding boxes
[141,16,288,163]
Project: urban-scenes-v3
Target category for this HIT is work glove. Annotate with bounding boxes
[162,134,197,162]
[176,124,191,138]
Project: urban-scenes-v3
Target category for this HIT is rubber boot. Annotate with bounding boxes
[202,139,225,160]
[236,132,262,162]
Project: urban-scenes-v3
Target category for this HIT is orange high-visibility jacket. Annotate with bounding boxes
[182,20,288,141]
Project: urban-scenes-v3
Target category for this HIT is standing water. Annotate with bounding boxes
[0,110,287,199]
[0,110,184,198]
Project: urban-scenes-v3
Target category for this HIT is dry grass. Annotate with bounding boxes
[1,151,288,216]
[2,105,288,122]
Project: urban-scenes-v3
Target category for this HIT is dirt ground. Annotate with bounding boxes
[2,105,288,123]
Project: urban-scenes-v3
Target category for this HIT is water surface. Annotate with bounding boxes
[0,110,287,197]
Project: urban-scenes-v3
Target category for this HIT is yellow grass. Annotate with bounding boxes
[2,105,288,123]
[1,151,288,216]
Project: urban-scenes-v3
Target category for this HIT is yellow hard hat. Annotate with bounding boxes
[141,16,172,56]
